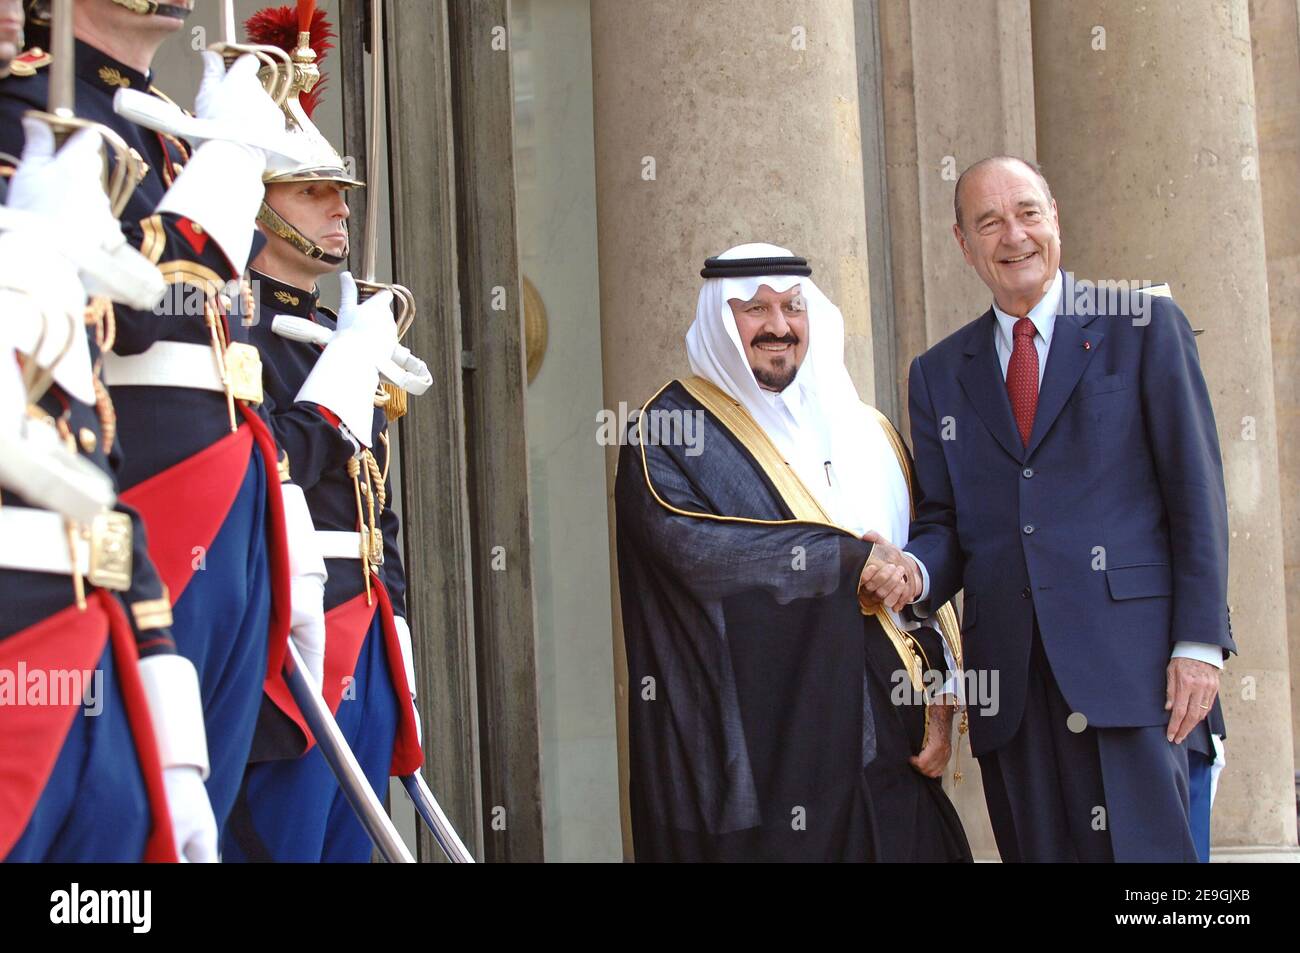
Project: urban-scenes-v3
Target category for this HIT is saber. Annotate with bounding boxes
[211,0,294,103]
[222,0,238,44]
[400,773,475,863]
[354,0,415,340]
[282,640,415,863]
[359,0,383,286]
[26,0,143,216]
[46,0,73,122]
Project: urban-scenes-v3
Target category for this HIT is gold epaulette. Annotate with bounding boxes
[9,47,52,77]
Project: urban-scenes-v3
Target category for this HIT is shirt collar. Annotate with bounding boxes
[992,268,1064,349]
[75,39,151,94]
[248,270,319,319]
[760,377,806,416]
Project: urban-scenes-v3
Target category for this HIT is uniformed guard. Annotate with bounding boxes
[0,0,335,840]
[223,5,423,863]
[0,1,214,861]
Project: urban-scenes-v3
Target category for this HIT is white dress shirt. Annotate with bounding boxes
[908,271,1222,669]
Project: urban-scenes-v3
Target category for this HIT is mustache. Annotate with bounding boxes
[750,332,800,347]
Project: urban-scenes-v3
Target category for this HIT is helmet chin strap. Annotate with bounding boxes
[109,0,192,20]
[257,201,346,267]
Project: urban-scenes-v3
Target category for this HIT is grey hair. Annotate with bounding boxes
[954,155,1054,231]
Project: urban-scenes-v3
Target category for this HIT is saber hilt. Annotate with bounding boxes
[28,0,143,216]
[209,0,295,105]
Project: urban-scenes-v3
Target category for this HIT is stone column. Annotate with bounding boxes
[880,0,1037,411]
[1250,0,1300,782]
[878,0,1037,860]
[1033,0,1297,854]
[589,0,873,858]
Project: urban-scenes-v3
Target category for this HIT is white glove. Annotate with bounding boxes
[154,52,278,275]
[333,271,400,365]
[0,252,116,521]
[0,343,23,438]
[295,272,396,445]
[136,654,217,863]
[0,409,116,521]
[393,615,421,747]
[4,119,163,309]
[0,230,93,404]
[281,482,327,692]
[193,51,286,156]
[391,346,433,395]
[6,120,122,252]
[161,766,219,862]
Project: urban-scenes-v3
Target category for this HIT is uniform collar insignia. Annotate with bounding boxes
[249,270,319,320]
[75,39,150,94]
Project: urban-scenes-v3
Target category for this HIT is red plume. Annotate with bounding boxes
[244,4,337,119]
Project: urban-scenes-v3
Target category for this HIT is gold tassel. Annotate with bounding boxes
[953,709,969,784]
[92,376,117,456]
[347,456,374,606]
[380,382,407,421]
[87,295,116,352]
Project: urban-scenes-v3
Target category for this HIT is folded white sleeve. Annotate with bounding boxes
[295,339,381,448]
[393,615,417,702]
[137,654,210,779]
[281,482,327,690]
[280,482,325,582]
[155,139,266,276]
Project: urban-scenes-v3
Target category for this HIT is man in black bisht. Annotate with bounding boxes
[614,243,971,862]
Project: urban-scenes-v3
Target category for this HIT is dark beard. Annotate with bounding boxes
[753,361,798,392]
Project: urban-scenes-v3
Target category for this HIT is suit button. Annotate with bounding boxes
[1023,524,1035,535]
[1022,467,1034,478]
[1021,587,1031,599]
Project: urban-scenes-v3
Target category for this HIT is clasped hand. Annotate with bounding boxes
[858,530,922,612]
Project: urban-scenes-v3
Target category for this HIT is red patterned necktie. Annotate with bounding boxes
[1006,317,1038,445]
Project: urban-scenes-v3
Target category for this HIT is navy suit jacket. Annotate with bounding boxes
[904,272,1233,756]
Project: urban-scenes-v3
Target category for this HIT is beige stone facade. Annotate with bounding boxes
[153,0,1300,861]
[588,0,1299,859]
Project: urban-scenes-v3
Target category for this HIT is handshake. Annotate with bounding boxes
[858,530,922,613]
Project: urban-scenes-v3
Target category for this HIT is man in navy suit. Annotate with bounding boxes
[860,155,1233,861]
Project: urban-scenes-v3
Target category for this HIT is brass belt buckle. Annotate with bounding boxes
[224,341,264,404]
[87,510,132,591]
[369,528,385,567]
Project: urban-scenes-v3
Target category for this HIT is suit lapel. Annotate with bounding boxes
[1024,277,1104,459]
[957,310,1026,463]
